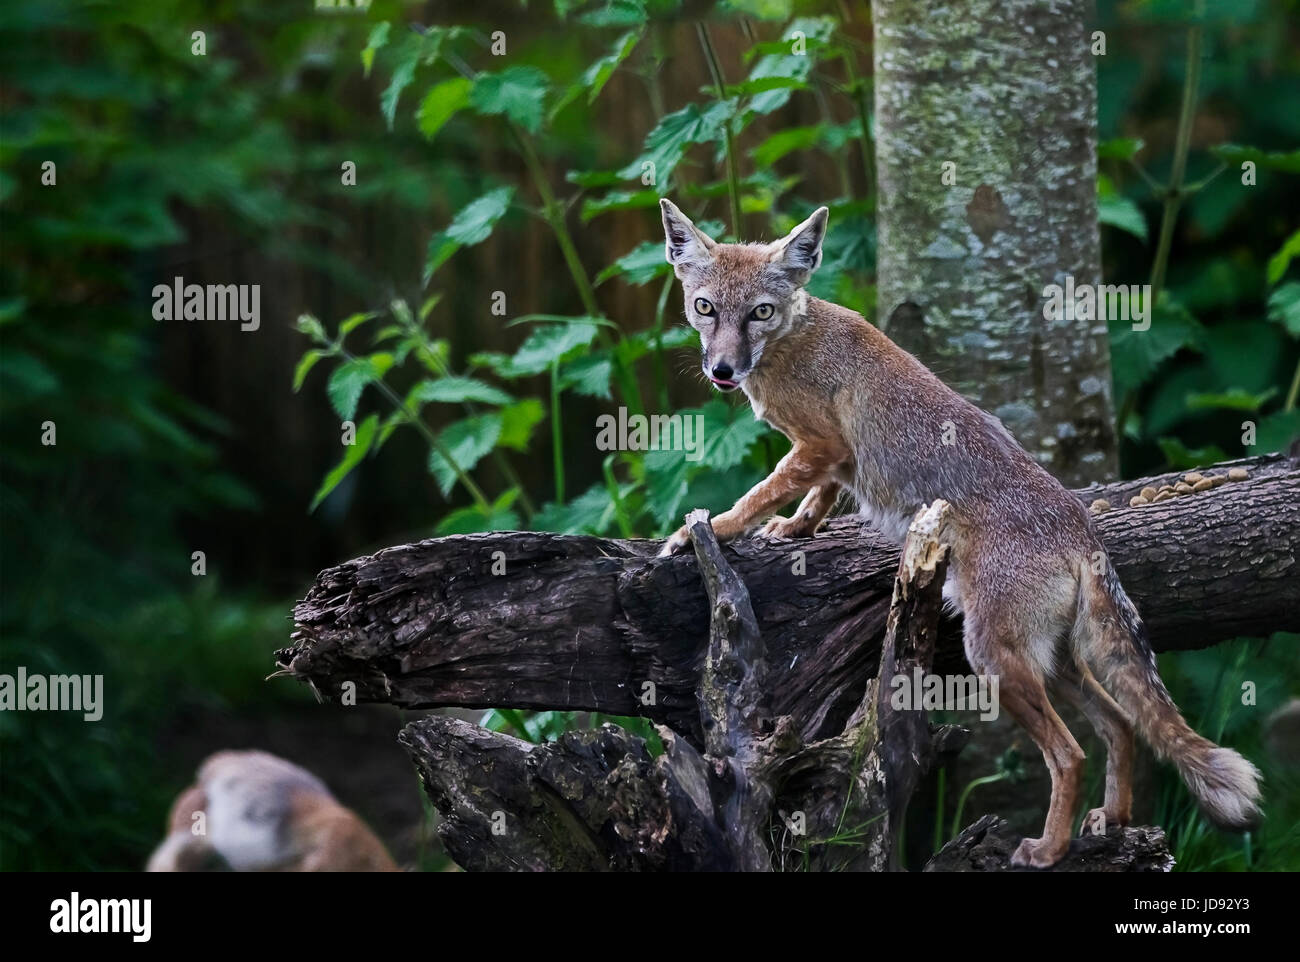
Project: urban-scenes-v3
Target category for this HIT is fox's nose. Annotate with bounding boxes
[711,362,734,381]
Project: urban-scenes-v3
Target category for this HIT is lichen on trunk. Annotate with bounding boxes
[872,0,1116,485]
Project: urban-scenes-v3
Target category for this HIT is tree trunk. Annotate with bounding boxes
[872,0,1116,485]
[278,455,1299,751]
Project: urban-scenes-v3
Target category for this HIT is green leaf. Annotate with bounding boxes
[532,483,617,534]
[417,77,473,142]
[617,100,735,183]
[1108,301,1205,396]
[559,354,613,398]
[296,313,326,342]
[1097,137,1144,161]
[419,293,442,321]
[1267,282,1300,336]
[1255,410,1300,454]
[751,125,824,167]
[293,350,325,392]
[1267,230,1300,287]
[818,119,865,153]
[339,311,379,335]
[577,0,648,27]
[310,414,378,511]
[361,22,390,78]
[726,0,794,19]
[643,447,691,521]
[427,414,502,497]
[471,66,550,134]
[586,30,639,103]
[1098,193,1148,242]
[595,240,671,286]
[1210,144,1300,174]
[743,17,836,116]
[1185,387,1277,412]
[379,29,445,129]
[435,489,521,534]
[502,321,602,377]
[327,358,375,420]
[424,186,514,285]
[506,313,619,330]
[693,400,768,470]
[381,60,417,131]
[376,409,405,450]
[566,169,623,189]
[580,188,662,221]
[616,324,698,367]
[498,398,545,450]
[717,76,810,98]
[410,376,513,406]
[1098,173,1147,242]
[1155,436,1228,472]
[0,352,59,396]
[1201,320,1289,394]
[680,464,766,526]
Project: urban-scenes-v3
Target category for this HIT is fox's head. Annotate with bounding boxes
[660,199,828,392]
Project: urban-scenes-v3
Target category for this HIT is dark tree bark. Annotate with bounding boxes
[402,501,975,871]
[278,455,1299,752]
[393,501,1172,872]
[924,815,1174,873]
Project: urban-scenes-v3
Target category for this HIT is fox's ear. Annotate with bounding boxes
[768,207,828,286]
[661,199,717,278]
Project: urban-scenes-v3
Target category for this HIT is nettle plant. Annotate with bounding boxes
[296,4,877,553]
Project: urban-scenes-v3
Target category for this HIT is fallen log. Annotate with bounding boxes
[277,454,1299,749]
[401,501,967,871]
[924,815,1174,873]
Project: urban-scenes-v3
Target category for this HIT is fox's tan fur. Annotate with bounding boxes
[658,199,1262,867]
[146,750,398,872]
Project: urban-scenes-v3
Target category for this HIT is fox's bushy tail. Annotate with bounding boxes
[1075,557,1261,830]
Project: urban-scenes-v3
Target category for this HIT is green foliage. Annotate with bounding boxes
[1153,635,1300,872]
[299,6,882,549]
[1096,0,1300,465]
[423,187,515,284]
[6,0,1291,871]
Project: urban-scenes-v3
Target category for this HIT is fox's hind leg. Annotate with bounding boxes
[964,614,1085,868]
[1051,659,1134,835]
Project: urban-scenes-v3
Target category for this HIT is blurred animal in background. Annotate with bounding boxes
[146,750,398,872]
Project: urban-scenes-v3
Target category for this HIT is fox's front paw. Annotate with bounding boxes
[760,513,820,539]
[657,526,691,557]
[1010,836,1068,869]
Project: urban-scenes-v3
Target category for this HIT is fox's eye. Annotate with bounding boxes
[694,297,714,316]
[753,303,775,321]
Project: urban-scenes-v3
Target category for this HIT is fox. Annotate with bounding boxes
[655,198,1262,867]
[146,750,398,872]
